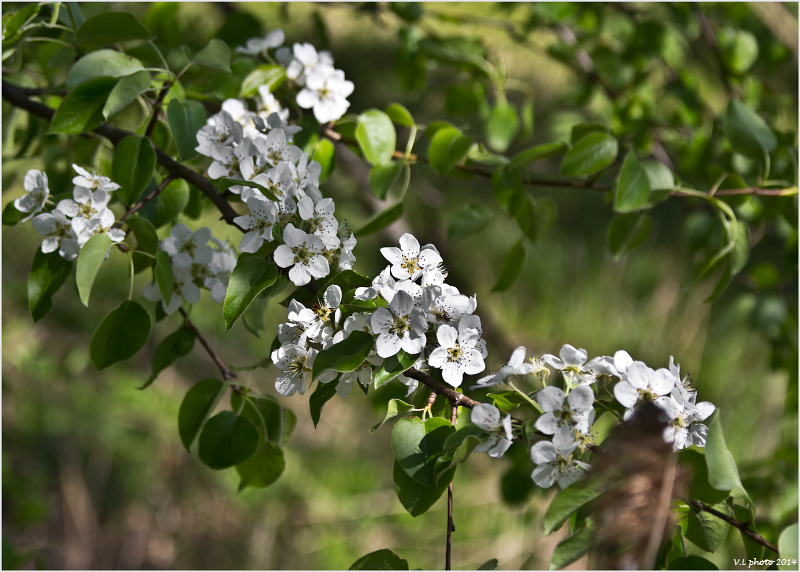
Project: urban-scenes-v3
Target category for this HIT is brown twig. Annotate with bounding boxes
[402,369,481,408]
[144,82,172,139]
[115,175,176,227]
[445,403,457,571]
[178,308,241,389]
[687,499,779,554]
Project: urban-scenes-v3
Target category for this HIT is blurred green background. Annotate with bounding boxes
[2,2,797,569]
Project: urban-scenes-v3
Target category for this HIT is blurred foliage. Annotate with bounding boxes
[2,1,798,569]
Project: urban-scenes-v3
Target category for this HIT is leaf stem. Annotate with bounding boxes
[506,380,542,413]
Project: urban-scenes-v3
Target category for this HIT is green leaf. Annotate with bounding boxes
[544,480,608,535]
[178,378,226,450]
[66,49,144,89]
[607,212,653,260]
[373,350,416,389]
[393,459,455,517]
[312,331,374,380]
[349,549,409,571]
[198,411,260,470]
[319,270,373,295]
[140,179,190,228]
[194,38,231,73]
[729,219,750,274]
[725,99,778,159]
[49,77,118,135]
[477,559,499,570]
[356,110,397,166]
[486,103,520,153]
[215,177,278,201]
[2,4,39,47]
[369,162,404,200]
[238,64,286,97]
[89,300,151,370]
[705,413,747,499]
[560,132,618,177]
[778,524,798,570]
[733,505,764,561]
[125,216,158,254]
[386,103,414,127]
[492,239,526,293]
[76,11,150,44]
[549,521,595,570]
[491,165,524,209]
[391,417,455,486]
[667,556,718,570]
[223,258,278,330]
[515,197,557,244]
[685,504,730,553]
[571,122,609,144]
[370,399,415,433]
[429,126,473,175]
[76,233,112,306]
[143,324,196,388]
[640,160,674,191]
[508,142,568,169]
[679,450,730,505]
[28,249,73,322]
[236,441,285,490]
[355,203,404,237]
[103,70,151,119]
[310,378,339,428]
[614,151,651,213]
[721,30,759,75]
[167,99,206,161]
[2,202,25,226]
[152,251,173,307]
[448,203,493,243]
[112,135,156,206]
[313,138,335,183]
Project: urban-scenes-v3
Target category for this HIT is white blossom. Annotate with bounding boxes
[369,291,428,358]
[236,29,285,55]
[254,128,302,167]
[380,233,443,281]
[271,345,317,396]
[428,324,485,387]
[613,361,675,419]
[656,395,716,450]
[534,385,595,444]
[234,197,277,253]
[71,210,125,246]
[286,42,334,82]
[57,187,110,220]
[542,344,593,385]
[207,141,256,180]
[14,169,50,222]
[530,433,590,489]
[296,64,354,123]
[31,210,79,260]
[143,266,200,315]
[162,224,213,268]
[274,223,330,286]
[471,403,514,458]
[472,346,536,388]
[196,110,243,156]
[71,164,120,192]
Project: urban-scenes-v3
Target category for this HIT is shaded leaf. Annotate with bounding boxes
[89,300,151,370]
[198,411,259,470]
[28,249,73,322]
[76,233,112,307]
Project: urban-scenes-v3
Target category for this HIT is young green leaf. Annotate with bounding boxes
[310,378,339,428]
[76,11,150,44]
[515,197,557,244]
[65,49,143,89]
[725,99,778,159]
[543,479,608,535]
[236,441,286,490]
[3,202,25,226]
[356,109,397,166]
[370,399,415,433]
[560,132,618,177]
[112,135,156,206]
[778,524,799,570]
[448,203,493,243]
[607,212,653,260]
[685,504,730,553]
[477,559,499,571]
[154,251,174,305]
[492,239,527,293]
[354,203,404,237]
[429,126,473,175]
[313,137,335,182]
[143,324,196,388]
[178,378,226,451]
[549,521,595,570]
[373,350,416,388]
[508,141,568,169]
[49,77,118,135]
[223,257,278,330]
[89,300,152,370]
[486,103,520,153]
[198,411,260,470]
[194,38,231,73]
[614,151,651,213]
[76,233,112,306]
[391,417,455,486]
[239,65,286,97]
[28,249,73,322]
[103,70,151,119]
[125,216,159,254]
[369,162,404,200]
[167,99,207,160]
[491,165,524,209]
[704,413,747,499]
[313,332,374,380]
[386,103,415,127]
[349,549,409,571]
[393,458,455,517]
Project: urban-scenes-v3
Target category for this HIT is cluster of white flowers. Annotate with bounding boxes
[197,102,356,287]
[142,224,236,315]
[236,28,354,124]
[15,166,125,260]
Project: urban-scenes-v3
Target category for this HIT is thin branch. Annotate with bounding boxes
[115,175,176,227]
[145,82,171,139]
[445,403,457,571]
[1,80,244,230]
[687,499,779,554]
[402,369,481,408]
[178,308,241,390]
